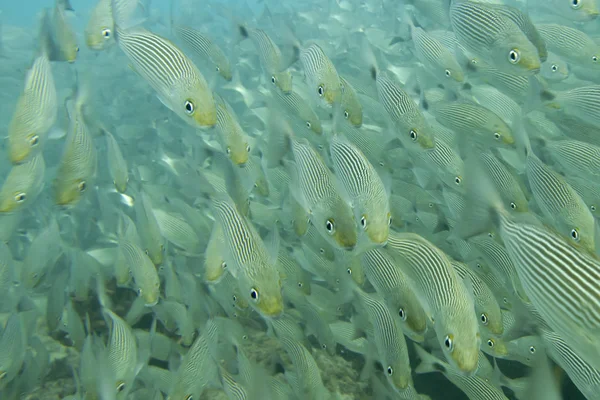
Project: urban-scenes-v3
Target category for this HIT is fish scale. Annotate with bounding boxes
[174,25,231,80]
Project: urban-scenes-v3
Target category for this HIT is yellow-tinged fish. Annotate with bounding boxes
[174,24,232,81]
[339,76,363,127]
[104,129,128,193]
[86,0,140,50]
[7,53,57,164]
[330,134,390,246]
[53,86,97,207]
[103,308,138,397]
[0,154,45,213]
[119,239,160,307]
[135,191,165,266]
[237,24,292,94]
[41,0,79,63]
[211,192,283,317]
[386,232,480,374]
[214,95,251,166]
[299,43,343,105]
[111,12,216,128]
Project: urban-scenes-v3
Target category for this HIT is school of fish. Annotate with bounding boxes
[1,0,600,398]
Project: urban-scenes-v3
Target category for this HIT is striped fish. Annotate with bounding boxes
[8,53,57,164]
[361,248,428,341]
[537,24,600,70]
[169,331,218,400]
[214,96,251,166]
[466,58,531,103]
[103,308,137,397]
[299,43,342,105]
[290,138,357,250]
[478,151,528,212]
[113,25,216,127]
[449,1,540,75]
[277,335,330,398]
[385,231,480,374]
[272,87,322,135]
[415,345,509,400]
[545,139,600,182]
[373,70,435,149]
[0,314,26,387]
[53,93,97,207]
[339,76,363,127]
[330,134,390,245]
[524,149,595,252]
[354,288,413,391]
[135,192,165,266]
[543,86,600,128]
[565,175,600,218]
[211,193,283,317]
[0,153,45,213]
[85,0,138,51]
[174,25,232,81]
[426,101,514,146]
[152,209,201,255]
[104,129,128,193]
[540,328,600,400]
[119,240,160,306]
[451,260,503,336]
[410,21,465,83]
[493,208,600,373]
[219,366,250,400]
[237,25,292,94]
[410,137,465,191]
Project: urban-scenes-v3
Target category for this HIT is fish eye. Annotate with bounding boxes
[398,308,406,320]
[14,192,26,203]
[409,129,418,141]
[360,215,367,229]
[494,132,501,140]
[137,288,143,296]
[321,343,327,349]
[388,213,392,226]
[571,0,581,8]
[551,64,558,72]
[454,176,462,185]
[306,121,312,129]
[508,49,520,64]
[346,268,352,275]
[116,382,126,392]
[344,110,349,119]
[246,144,251,153]
[591,205,597,212]
[571,228,579,241]
[480,313,488,325]
[387,366,393,376]
[250,288,259,301]
[78,181,87,192]
[102,28,111,39]
[510,202,517,209]
[216,66,220,72]
[232,295,237,302]
[221,261,227,269]
[529,346,536,354]
[325,219,335,233]
[271,76,277,84]
[487,339,494,348]
[318,85,324,96]
[185,396,193,400]
[444,335,454,352]
[76,46,80,53]
[298,282,303,288]
[226,147,231,154]
[184,100,195,115]
[593,55,598,62]
[242,335,248,340]
[29,135,40,147]
[445,69,451,77]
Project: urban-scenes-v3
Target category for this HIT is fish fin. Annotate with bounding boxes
[414,344,446,374]
[360,36,379,81]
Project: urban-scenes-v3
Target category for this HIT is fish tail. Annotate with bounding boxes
[360,37,378,81]
[414,344,447,374]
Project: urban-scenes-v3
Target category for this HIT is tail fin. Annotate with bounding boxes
[360,36,379,81]
[414,344,447,374]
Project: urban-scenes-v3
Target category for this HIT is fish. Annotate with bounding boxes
[330,133,390,246]
[211,192,283,317]
[103,308,138,397]
[112,14,216,127]
[53,85,97,207]
[0,314,27,389]
[449,1,540,75]
[214,95,252,166]
[174,24,232,81]
[541,85,600,129]
[339,76,363,127]
[135,191,165,266]
[85,0,139,51]
[386,232,480,374]
[41,0,79,63]
[537,24,600,70]
[7,53,57,164]
[119,238,161,307]
[104,129,129,193]
[237,24,293,94]
[298,43,343,105]
[271,87,323,135]
[529,0,599,21]
[0,154,45,213]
